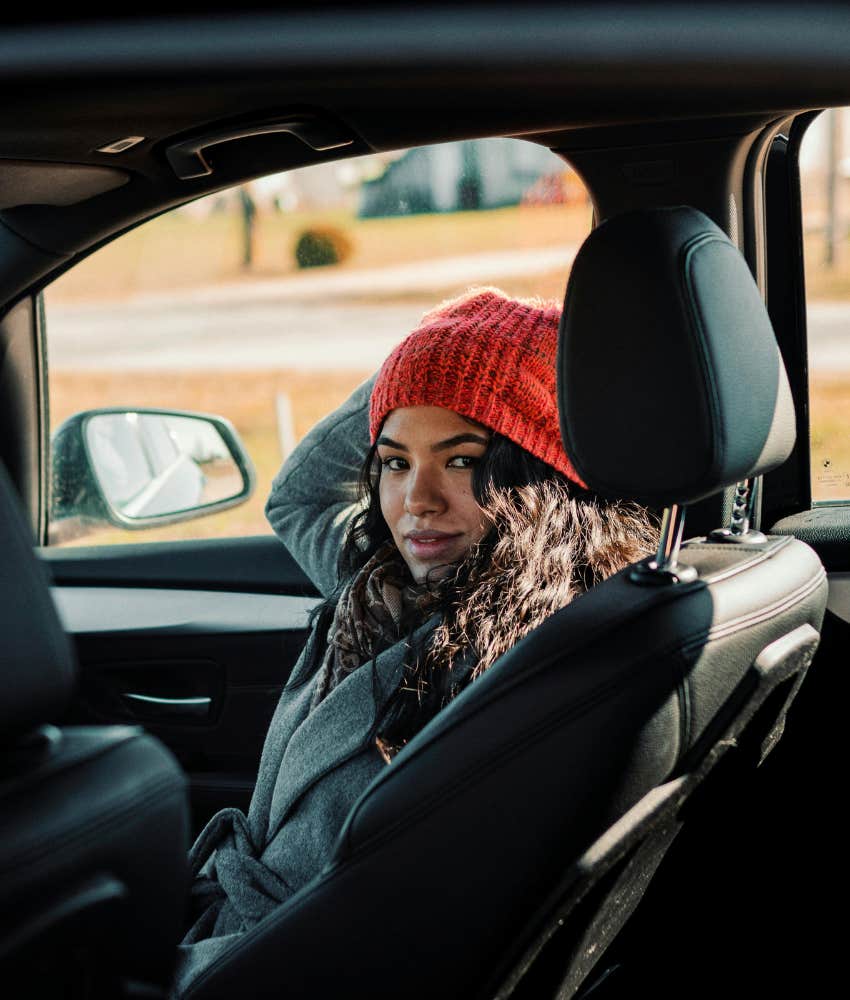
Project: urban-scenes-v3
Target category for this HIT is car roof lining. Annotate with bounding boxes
[0,4,846,283]
[0,160,129,210]
[0,110,793,259]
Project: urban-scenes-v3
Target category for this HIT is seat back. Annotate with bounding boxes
[183,208,826,1000]
[187,539,824,1000]
[0,461,190,995]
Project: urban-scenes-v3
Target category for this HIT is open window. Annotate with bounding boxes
[44,137,590,546]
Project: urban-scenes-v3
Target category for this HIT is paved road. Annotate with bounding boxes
[48,245,578,371]
[47,244,850,372]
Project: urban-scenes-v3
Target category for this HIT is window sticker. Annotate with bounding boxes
[802,109,850,503]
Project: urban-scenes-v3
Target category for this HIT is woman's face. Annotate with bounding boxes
[377,406,491,583]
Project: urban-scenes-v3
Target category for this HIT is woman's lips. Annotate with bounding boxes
[405,531,462,560]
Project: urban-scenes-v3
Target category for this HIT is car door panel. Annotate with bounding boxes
[39,534,317,591]
[41,535,321,834]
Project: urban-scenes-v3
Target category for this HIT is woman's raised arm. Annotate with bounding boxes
[265,373,376,598]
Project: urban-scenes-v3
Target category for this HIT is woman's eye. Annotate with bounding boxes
[447,455,478,469]
[381,456,408,472]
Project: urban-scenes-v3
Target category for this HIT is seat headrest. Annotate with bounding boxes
[0,462,75,743]
[557,206,795,508]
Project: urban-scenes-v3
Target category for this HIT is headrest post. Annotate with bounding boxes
[656,504,686,571]
[709,478,768,545]
[629,505,698,586]
[730,479,754,535]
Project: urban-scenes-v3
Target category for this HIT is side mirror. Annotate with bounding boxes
[50,408,255,543]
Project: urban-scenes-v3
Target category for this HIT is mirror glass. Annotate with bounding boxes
[85,412,244,520]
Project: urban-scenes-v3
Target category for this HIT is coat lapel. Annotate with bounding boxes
[266,614,439,840]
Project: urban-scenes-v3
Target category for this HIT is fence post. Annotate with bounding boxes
[275,391,296,461]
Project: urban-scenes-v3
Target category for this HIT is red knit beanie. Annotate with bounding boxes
[370,287,586,488]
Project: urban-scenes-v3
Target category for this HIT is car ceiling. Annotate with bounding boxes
[0,5,849,267]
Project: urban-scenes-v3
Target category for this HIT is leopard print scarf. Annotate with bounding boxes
[310,481,659,757]
[310,541,432,710]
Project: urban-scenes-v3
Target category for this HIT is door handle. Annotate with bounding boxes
[122,692,212,720]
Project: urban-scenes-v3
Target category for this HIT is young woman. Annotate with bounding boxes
[172,287,658,994]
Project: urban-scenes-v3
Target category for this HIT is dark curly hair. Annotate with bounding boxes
[288,423,659,761]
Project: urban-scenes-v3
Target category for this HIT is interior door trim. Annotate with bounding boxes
[52,585,319,635]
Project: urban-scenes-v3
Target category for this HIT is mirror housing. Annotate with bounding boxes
[50,408,255,543]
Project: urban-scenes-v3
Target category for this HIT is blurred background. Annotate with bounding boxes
[45,120,850,544]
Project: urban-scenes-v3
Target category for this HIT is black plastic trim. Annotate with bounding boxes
[761,113,818,525]
[40,534,318,595]
[771,506,850,571]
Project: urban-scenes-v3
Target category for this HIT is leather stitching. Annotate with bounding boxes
[679,232,726,479]
[0,728,140,799]
[681,536,792,585]
[347,567,826,853]
[343,667,649,857]
[0,770,183,874]
[682,568,826,651]
[183,564,825,997]
[352,577,698,804]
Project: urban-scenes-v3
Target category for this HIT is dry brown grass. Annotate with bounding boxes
[50,369,371,439]
[50,203,592,305]
[810,374,850,502]
[325,267,573,308]
[52,366,850,547]
[51,369,371,545]
[47,201,850,545]
[47,200,593,546]
[804,234,850,300]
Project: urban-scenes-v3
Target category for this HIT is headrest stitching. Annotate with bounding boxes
[678,231,729,490]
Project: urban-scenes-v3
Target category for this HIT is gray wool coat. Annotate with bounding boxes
[172,375,442,996]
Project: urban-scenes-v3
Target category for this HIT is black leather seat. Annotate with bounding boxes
[177,206,826,999]
[0,462,190,996]
[172,206,826,999]
[1,206,817,998]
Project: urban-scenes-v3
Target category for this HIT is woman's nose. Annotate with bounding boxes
[404,468,445,516]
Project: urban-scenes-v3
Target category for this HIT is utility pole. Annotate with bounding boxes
[239,185,257,269]
[825,108,841,269]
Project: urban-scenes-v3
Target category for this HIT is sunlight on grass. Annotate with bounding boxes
[47,199,594,547]
[49,203,591,304]
[810,375,850,502]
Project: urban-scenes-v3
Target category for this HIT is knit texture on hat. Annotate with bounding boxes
[370,287,585,487]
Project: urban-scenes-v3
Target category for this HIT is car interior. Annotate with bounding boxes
[1,5,849,998]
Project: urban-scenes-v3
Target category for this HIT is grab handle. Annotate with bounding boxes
[166,117,355,180]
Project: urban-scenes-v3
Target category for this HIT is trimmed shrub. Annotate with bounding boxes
[294,226,353,268]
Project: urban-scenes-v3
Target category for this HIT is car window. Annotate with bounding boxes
[801,108,850,504]
[45,138,591,546]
